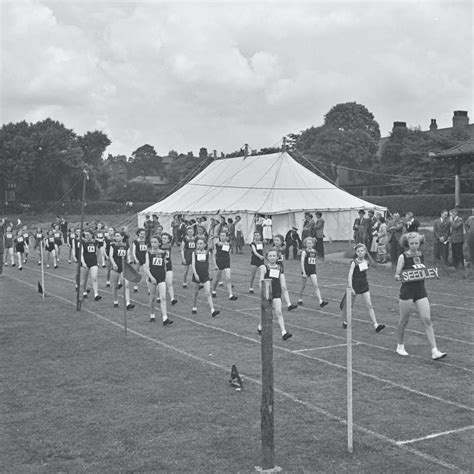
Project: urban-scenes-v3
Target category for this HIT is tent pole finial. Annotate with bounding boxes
[282,137,287,152]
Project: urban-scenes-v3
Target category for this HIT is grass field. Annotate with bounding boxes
[1,243,473,472]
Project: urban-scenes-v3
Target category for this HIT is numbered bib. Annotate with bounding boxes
[197,253,206,261]
[23,233,29,239]
[87,245,95,253]
[117,249,126,257]
[221,244,230,252]
[188,242,196,249]
[139,244,147,251]
[308,257,316,264]
[269,268,280,279]
[256,243,263,250]
[152,257,163,266]
[36,233,42,239]
[358,261,368,271]
[18,237,24,243]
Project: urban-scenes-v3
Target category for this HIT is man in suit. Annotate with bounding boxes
[313,211,325,260]
[433,210,450,265]
[449,209,464,270]
[387,212,405,267]
[404,211,420,233]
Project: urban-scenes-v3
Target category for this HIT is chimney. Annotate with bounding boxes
[429,119,438,131]
[452,110,469,128]
[213,150,217,159]
[392,121,407,132]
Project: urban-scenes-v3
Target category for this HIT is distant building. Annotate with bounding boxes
[129,175,169,187]
[339,110,473,195]
[105,155,128,181]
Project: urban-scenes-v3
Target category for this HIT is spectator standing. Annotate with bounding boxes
[449,209,465,270]
[144,214,154,245]
[404,211,420,233]
[255,214,264,236]
[465,214,474,277]
[387,212,405,266]
[284,226,302,260]
[313,211,325,261]
[376,216,388,263]
[433,210,450,266]
[353,210,370,244]
[0,217,6,277]
[262,215,273,244]
[302,213,315,240]
[366,210,378,256]
[234,216,244,253]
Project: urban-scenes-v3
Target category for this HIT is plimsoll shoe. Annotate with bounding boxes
[211,310,220,318]
[282,332,293,341]
[432,349,447,361]
[229,295,238,301]
[287,304,297,311]
[126,303,135,310]
[320,301,329,308]
[171,299,178,305]
[375,324,385,333]
[163,318,174,327]
[396,345,409,356]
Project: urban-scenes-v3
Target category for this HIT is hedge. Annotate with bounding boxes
[364,194,474,218]
[0,201,157,216]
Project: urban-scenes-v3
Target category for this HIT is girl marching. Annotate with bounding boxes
[109,230,135,310]
[181,226,196,288]
[257,249,292,340]
[44,230,58,268]
[298,237,328,308]
[340,243,385,332]
[131,228,148,293]
[272,234,298,311]
[144,235,174,325]
[34,227,44,266]
[52,224,63,263]
[211,231,238,301]
[81,230,102,301]
[160,233,178,306]
[14,230,26,269]
[249,231,265,293]
[95,222,107,268]
[4,225,15,267]
[395,232,446,360]
[191,237,220,317]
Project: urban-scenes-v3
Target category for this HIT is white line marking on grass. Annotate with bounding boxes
[10,276,462,472]
[293,342,359,352]
[14,272,474,405]
[396,425,474,446]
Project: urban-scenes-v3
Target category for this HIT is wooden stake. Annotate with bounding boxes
[40,240,45,301]
[346,287,353,453]
[122,256,128,337]
[260,279,275,470]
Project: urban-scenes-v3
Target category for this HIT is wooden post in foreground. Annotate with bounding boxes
[260,279,275,470]
[346,287,354,453]
[122,256,128,337]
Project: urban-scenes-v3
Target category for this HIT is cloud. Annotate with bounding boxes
[1,1,472,156]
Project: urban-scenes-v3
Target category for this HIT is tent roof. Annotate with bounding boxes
[432,137,474,159]
[140,151,386,215]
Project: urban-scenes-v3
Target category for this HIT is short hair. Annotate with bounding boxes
[399,231,425,249]
[315,211,322,218]
[303,236,316,247]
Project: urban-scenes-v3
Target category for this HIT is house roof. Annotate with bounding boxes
[433,137,474,159]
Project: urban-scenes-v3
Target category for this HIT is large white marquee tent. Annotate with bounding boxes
[138,151,386,242]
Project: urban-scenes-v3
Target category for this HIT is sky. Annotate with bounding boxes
[1,0,472,158]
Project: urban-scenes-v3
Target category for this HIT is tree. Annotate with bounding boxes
[78,130,111,199]
[293,102,381,182]
[128,144,163,179]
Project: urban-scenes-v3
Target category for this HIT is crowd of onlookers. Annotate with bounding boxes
[1,209,473,277]
[352,208,474,274]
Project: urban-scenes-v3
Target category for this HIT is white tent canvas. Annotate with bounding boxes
[138,151,386,241]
